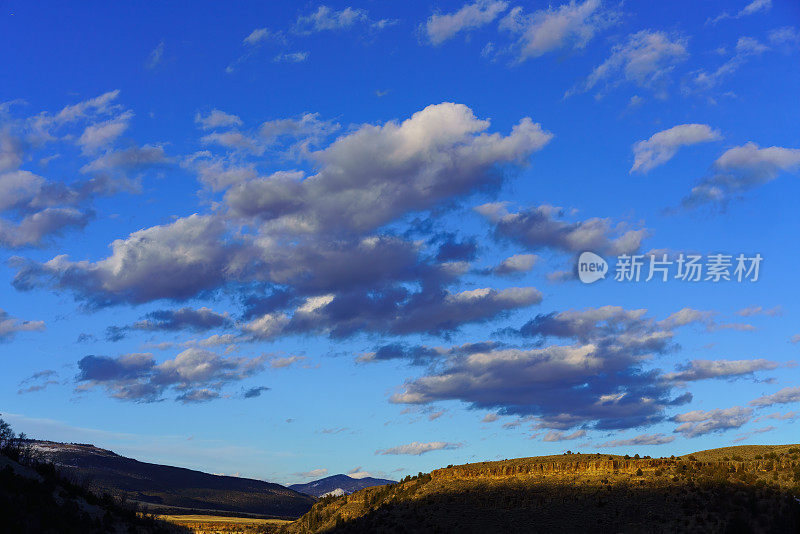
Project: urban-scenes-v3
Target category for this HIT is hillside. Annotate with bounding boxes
[280,445,800,533]
[30,441,315,518]
[1,452,188,533]
[289,474,396,497]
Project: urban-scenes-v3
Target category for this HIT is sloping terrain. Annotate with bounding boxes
[280,445,800,533]
[289,474,396,497]
[31,441,315,518]
[1,452,188,533]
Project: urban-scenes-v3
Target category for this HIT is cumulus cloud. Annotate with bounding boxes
[132,307,232,332]
[0,92,155,247]
[78,111,133,154]
[12,103,550,345]
[518,306,652,341]
[46,90,123,127]
[673,406,752,438]
[296,468,328,478]
[681,142,800,209]
[542,429,586,442]
[0,168,97,247]
[424,1,508,45]
[358,343,441,366]
[81,145,169,174]
[490,254,538,275]
[391,306,718,431]
[0,308,45,342]
[12,214,243,307]
[597,433,675,447]
[259,112,339,154]
[376,441,462,455]
[227,103,552,235]
[631,124,721,173]
[500,0,614,62]
[244,286,542,339]
[14,104,551,352]
[201,131,263,155]
[478,203,647,256]
[195,110,243,130]
[75,348,266,403]
[0,207,91,248]
[664,359,780,382]
[575,30,688,96]
[749,387,800,407]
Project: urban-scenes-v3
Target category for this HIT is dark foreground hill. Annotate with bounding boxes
[280,445,800,534]
[289,474,396,497]
[1,453,189,533]
[30,440,315,518]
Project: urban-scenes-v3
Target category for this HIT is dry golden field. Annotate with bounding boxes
[158,514,292,534]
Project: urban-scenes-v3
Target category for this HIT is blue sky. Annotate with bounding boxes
[1,0,799,485]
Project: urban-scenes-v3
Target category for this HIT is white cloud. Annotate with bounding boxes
[294,6,392,35]
[195,110,243,130]
[243,28,281,46]
[0,308,45,342]
[78,111,133,154]
[478,203,647,256]
[673,406,752,437]
[682,142,800,208]
[201,131,263,155]
[13,214,241,306]
[597,433,674,447]
[768,26,800,46]
[664,359,780,382]
[578,30,688,96]
[708,0,772,25]
[376,441,462,455]
[227,103,552,234]
[424,1,508,45]
[296,468,328,478]
[542,429,585,442]
[500,0,613,62]
[631,124,721,173]
[736,306,782,317]
[749,387,800,407]
[693,37,768,90]
[491,254,538,275]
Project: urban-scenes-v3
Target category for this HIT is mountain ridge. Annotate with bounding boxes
[280,444,800,533]
[29,440,315,518]
[289,473,396,497]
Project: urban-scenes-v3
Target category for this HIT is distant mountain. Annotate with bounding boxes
[288,474,395,497]
[29,440,314,518]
